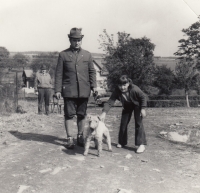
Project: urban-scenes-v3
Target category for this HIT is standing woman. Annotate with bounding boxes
[34,64,52,115]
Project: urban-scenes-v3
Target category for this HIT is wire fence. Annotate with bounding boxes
[0,81,60,116]
[0,83,16,115]
[0,70,38,115]
[1,70,200,116]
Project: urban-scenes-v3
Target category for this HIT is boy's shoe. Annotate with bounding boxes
[116,144,122,148]
[77,134,84,147]
[136,145,145,153]
[64,137,75,149]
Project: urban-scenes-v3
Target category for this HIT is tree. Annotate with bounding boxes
[0,47,10,68]
[193,73,200,95]
[30,52,58,80]
[174,16,200,107]
[12,53,30,69]
[174,16,200,65]
[153,65,175,95]
[174,60,197,107]
[99,30,155,93]
[0,47,27,70]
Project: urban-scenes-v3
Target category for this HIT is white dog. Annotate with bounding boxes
[83,115,112,157]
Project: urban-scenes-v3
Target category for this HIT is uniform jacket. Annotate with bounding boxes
[54,48,97,98]
[103,84,147,113]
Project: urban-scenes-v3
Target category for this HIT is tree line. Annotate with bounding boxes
[98,16,200,107]
[0,48,58,85]
[1,16,200,107]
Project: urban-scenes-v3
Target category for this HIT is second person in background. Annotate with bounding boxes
[34,64,52,116]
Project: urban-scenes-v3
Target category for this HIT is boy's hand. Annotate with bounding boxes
[141,109,146,117]
[99,112,106,122]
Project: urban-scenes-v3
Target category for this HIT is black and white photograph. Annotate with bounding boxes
[0,0,200,192]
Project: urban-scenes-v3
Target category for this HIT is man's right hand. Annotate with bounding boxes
[55,92,61,100]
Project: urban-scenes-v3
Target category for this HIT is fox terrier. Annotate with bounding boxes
[83,115,112,157]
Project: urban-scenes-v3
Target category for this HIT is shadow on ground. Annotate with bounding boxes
[111,142,137,152]
[9,130,100,156]
[9,130,67,146]
[9,131,141,156]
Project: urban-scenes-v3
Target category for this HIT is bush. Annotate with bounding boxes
[0,84,16,114]
[0,99,15,115]
[148,95,200,101]
[147,100,199,107]
[0,84,15,99]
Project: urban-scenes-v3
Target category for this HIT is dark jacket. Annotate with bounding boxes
[54,48,97,98]
[103,84,147,113]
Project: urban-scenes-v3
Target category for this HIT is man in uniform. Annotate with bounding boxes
[55,28,97,149]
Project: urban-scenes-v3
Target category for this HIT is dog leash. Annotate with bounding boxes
[93,91,98,115]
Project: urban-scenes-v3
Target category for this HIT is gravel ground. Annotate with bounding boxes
[0,100,200,193]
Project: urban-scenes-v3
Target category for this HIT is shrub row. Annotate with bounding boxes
[100,93,200,100]
[147,100,199,107]
[148,95,200,100]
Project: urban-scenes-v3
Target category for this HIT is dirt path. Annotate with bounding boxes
[0,103,200,193]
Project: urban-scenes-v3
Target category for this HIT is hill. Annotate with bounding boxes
[154,57,178,70]
[10,51,178,70]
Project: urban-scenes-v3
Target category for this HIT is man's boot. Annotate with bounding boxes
[64,119,75,149]
[77,117,85,147]
[64,136,75,149]
[77,134,84,147]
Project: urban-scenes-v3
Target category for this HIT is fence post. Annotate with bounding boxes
[16,72,18,107]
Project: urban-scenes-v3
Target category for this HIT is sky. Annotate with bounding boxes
[0,0,200,57]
